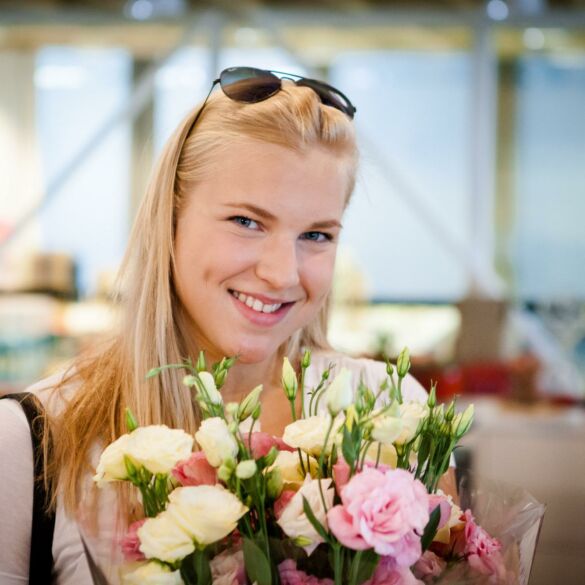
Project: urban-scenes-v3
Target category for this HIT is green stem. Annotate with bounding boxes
[300,365,306,419]
[316,418,335,512]
[375,443,382,468]
[349,550,363,585]
[334,545,343,585]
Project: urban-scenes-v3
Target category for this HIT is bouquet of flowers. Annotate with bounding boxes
[87,349,543,585]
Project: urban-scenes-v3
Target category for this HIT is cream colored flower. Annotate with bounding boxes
[125,426,194,475]
[122,561,184,584]
[93,433,133,486]
[371,415,403,445]
[282,415,338,457]
[397,401,429,444]
[276,476,334,555]
[198,372,223,405]
[166,485,248,546]
[325,367,353,415]
[363,442,398,468]
[138,512,195,562]
[271,450,318,491]
[195,417,238,467]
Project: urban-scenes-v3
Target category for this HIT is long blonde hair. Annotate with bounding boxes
[45,82,358,513]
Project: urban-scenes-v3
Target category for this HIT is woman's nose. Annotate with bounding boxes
[254,237,300,290]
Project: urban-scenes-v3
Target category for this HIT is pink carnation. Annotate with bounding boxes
[172,451,216,486]
[121,519,146,561]
[463,510,506,579]
[364,556,424,585]
[210,549,246,585]
[327,468,429,566]
[412,550,447,580]
[247,432,294,458]
[278,560,334,585]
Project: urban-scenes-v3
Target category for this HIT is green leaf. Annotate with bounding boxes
[194,549,212,585]
[350,549,379,585]
[421,505,442,552]
[243,537,272,585]
[146,367,161,379]
[341,426,355,468]
[302,496,330,543]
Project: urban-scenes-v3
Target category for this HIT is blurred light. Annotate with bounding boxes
[34,65,88,89]
[523,28,546,50]
[486,0,509,21]
[156,65,206,89]
[127,0,154,20]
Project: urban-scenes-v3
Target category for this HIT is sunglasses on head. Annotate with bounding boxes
[184,66,356,139]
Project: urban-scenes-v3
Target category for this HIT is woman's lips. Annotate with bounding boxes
[229,290,295,327]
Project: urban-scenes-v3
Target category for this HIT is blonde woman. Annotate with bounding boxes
[0,67,431,584]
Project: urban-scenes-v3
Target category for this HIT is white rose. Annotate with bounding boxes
[276,476,334,555]
[125,425,194,475]
[137,511,195,562]
[122,561,184,585]
[166,485,248,546]
[282,415,338,457]
[93,433,132,486]
[195,417,239,467]
[371,415,403,445]
[325,368,353,415]
[198,372,223,405]
[271,450,318,491]
[397,401,429,444]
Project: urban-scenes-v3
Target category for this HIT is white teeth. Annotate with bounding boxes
[231,290,283,314]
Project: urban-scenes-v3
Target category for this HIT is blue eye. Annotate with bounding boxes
[301,231,333,243]
[230,216,259,230]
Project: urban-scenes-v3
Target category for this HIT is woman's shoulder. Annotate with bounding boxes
[309,350,428,404]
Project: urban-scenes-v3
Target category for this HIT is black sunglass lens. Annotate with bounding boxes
[296,79,355,119]
[220,67,281,103]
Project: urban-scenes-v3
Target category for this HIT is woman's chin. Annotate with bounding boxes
[231,341,281,365]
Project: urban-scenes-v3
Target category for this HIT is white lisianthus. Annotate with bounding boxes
[137,512,195,562]
[396,401,429,444]
[325,367,353,416]
[276,476,334,555]
[166,485,248,546]
[371,415,403,445]
[281,357,298,399]
[93,433,133,486]
[125,426,194,475]
[282,415,338,456]
[122,561,184,585]
[364,442,398,468]
[270,450,318,491]
[198,372,223,405]
[195,417,238,467]
[236,460,257,479]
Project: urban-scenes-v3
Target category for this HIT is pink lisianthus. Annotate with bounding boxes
[463,510,506,579]
[172,451,217,486]
[332,459,351,491]
[412,550,447,580]
[427,494,451,532]
[278,560,334,585]
[275,490,296,519]
[210,549,246,585]
[327,468,429,566]
[247,432,295,458]
[121,519,146,561]
[364,556,424,585]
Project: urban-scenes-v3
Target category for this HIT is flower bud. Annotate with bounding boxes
[228,421,239,435]
[125,407,139,432]
[396,347,411,378]
[345,405,356,431]
[325,367,353,416]
[301,349,311,369]
[293,536,313,548]
[196,351,207,372]
[217,464,233,483]
[225,402,239,419]
[445,401,455,423]
[266,468,283,499]
[183,375,198,387]
[386,361,394,377]
[282,357,298,400]
[214,368,227,389]
[455,404,474,438]
[252,404,262,421]
[198,372,223,405]
[237,384,263,422]
[262,446,279,467]
[236,460,257,480]
[427,385,437,409]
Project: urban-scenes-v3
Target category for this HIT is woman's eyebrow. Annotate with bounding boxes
[223,202,342,230]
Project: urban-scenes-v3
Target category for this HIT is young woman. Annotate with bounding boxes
[0,67,429,584]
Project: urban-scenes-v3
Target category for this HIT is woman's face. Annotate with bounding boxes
[173,139,350,365]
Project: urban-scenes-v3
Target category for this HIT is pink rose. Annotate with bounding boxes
[463,510,506,579]
[327,468,429,566]
[275,490,296,519]
[364,556,424,585]
[278,560,334,585]
[121,519,146,561]
[210,549,246,585]
[412,550,447,580]
[172,451,216,486]
[247,432,294,458]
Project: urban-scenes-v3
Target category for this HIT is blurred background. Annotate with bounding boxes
[0,0,584,582]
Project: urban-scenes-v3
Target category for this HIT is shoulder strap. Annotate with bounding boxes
[2,392,55,584]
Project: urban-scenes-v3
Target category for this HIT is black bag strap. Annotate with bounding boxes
[2,392,55,584]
